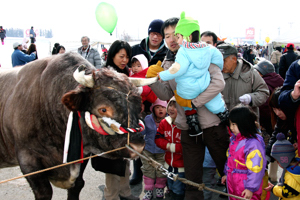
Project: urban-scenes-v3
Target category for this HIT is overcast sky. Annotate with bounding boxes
[1,0,300,43]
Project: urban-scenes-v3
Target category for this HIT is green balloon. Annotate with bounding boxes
[95,2,118,35]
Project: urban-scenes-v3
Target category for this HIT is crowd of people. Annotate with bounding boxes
[3,15,300,200]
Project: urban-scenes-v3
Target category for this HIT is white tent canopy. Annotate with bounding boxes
[272,28,300,47]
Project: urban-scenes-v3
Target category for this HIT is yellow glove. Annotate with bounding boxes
[146,61,164,78]
[174,90,192,108]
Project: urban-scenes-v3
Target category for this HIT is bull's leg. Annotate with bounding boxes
[67,158,89,200]
[18,162,53,200]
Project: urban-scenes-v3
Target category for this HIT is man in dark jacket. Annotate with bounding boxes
[131,19,168,66]
[279,43,298,79]
[254,60,284,136]
[130,19,168,186]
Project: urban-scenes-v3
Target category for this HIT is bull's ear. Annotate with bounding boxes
[61,89,88,111]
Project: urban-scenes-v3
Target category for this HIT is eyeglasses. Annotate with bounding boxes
[150,32,162,38]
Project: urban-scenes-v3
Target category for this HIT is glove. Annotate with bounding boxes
[137,86,143,95]
[146,61,164,78]
[174,90,192,108]
[239,94,251,105]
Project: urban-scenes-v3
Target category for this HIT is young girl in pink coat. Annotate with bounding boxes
[222,105,267,200]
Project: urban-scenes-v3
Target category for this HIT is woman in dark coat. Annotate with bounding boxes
[0,26,6,45]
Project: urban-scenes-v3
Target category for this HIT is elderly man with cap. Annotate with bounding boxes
[279,43,298,80]
[130,19,168,185]
[217,43,269,118]
[254,60,284,142]
[11,42,36,67]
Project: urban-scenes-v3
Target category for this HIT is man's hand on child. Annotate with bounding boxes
[264,182,274,192]
[241,189,253,199]
[146,61,164,78]
[221,175,226,185]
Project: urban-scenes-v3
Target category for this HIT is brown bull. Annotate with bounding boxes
[0,52,145,199]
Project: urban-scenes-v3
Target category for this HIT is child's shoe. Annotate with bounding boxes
[143,190,153,200]
[185,110,202,136]
[216,108,229,126]
[155,188,164,199]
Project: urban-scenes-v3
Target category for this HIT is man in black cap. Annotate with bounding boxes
[279,43,298,79]
[131,19,168,66]
[217,43,269,118]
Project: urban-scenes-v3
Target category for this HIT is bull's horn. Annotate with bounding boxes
[128,77,159,87]
[73,65,94,88]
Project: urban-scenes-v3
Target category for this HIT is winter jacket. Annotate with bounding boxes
[150,50,225,130]
[279,50,298,79]
[159,41,224,114]
[270,50,282,65]
[141,114,165,154]
[0,28,6,38]
[259,72,284,131]
[225,133,267,200]
[131,37,168,66]
[130,68,157,103]
[11,49,36,67]
[222,58,269,118]
[278,59,300,110]
[155,116,184,168]
[272,158,300,200]
[78,46,101,69]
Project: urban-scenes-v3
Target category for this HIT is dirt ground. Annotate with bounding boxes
[0,160,281,200]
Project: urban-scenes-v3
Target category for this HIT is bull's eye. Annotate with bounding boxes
[97,106,113,118]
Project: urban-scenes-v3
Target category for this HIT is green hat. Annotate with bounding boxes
[175,11,200,37]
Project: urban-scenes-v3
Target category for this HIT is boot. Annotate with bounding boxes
[155,188,164,199]
[143,190,153,200]
[185,110,202,136]
[130,158,143,185]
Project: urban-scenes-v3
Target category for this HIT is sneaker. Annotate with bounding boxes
[216,108,229,125]
[186,113,202,136]
[155,188,164,199]
[143,190,153,200]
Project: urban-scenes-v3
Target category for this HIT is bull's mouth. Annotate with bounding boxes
[84,111,144,136]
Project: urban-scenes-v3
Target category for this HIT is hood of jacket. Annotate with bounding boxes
[263,72,284,91]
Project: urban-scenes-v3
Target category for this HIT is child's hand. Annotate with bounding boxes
[221,175,226,185]
[264,182,274,192]
[241,189,253,199]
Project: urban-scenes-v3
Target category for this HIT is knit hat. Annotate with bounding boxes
[150,98,167,113]
[131,54,148,70]
[148,19,164,35]
[271,133,295,185]
[175,11,200,37]
[254,60,275,76]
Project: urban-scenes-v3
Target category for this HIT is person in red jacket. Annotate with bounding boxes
[155,97,185,200]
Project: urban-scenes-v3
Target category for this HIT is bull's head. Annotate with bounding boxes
[61,65,145,159]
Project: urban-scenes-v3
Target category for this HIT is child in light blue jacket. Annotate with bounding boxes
[159,11,228,136]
